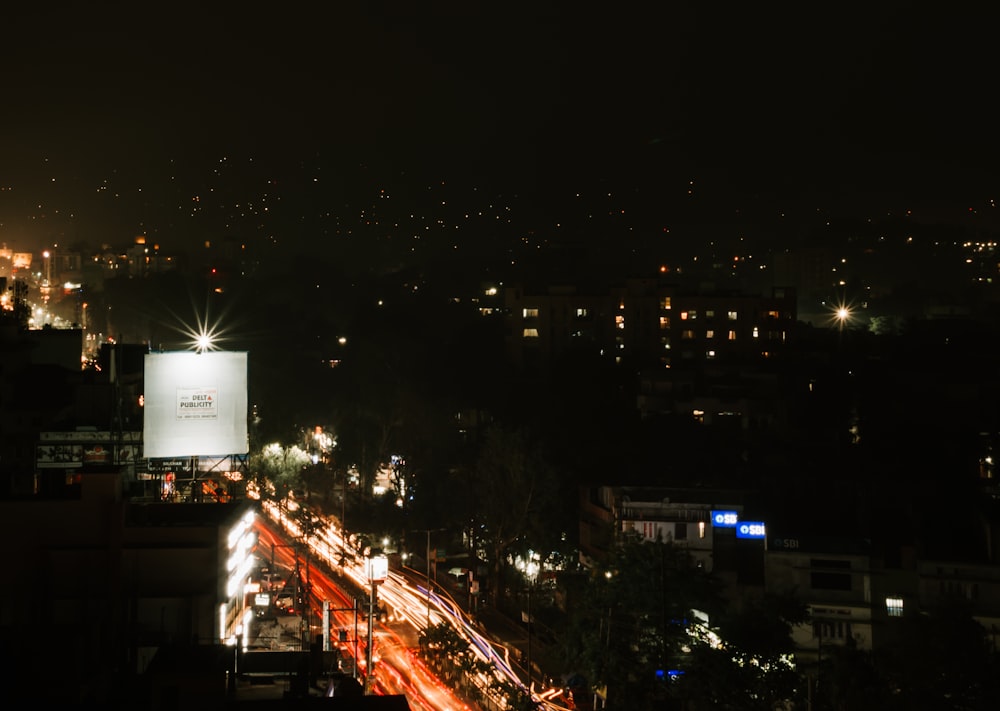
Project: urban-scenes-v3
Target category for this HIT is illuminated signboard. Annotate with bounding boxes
[736,521,767,539]
[711,510,739,527]
[143,351,248,458]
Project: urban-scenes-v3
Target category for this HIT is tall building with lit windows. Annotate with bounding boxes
[503,278,797,372]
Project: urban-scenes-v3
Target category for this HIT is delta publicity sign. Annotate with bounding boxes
[143,351,248,458]
[176,387,219,419]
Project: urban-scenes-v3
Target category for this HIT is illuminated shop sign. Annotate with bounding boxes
[711,510,739,527]
[736,521,767,539]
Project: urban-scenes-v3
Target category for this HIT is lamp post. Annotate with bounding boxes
[830,296,851,351]
[364,553,388,694]
[836,306,849,346]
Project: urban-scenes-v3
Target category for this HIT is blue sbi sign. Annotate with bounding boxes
[736,521,766,539]
[711,510,739,527]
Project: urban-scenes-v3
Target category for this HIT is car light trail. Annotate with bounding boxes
[257,500,564,709]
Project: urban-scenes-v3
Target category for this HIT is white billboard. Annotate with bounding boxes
[143,351,249,458]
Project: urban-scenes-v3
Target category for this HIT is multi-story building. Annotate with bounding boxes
[504,278,797,372]
[764,530,1000,675]
[580,485,1000,675]
[765,534,877,664]
[578,485,759,595]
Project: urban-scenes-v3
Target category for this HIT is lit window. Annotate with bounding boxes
[705,310,715,319]
[659,316,670,329]
[682,330,694,339]
[660,297,672,310]
[680,311,689,320]
[615,315,625,330]
[728,330,737,340]
[523,328,539,338]
[698,521,706,538]
[706,329,715,339]
[752,326,759,339]
[886,597,903,617]
[768,310,780,318]
[727,311,738,320]
[706,349,716,359]
[576,307,589,317]
[523,308,539,318]
[689,310,698,320]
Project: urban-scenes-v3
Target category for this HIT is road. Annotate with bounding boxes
[253,509,484,710]
[256,500,577,710]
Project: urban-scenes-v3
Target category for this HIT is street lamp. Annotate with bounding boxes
[364,553,388,694]
[830,300,852,350]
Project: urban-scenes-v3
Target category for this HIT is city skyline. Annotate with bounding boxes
[3,5,1000,268]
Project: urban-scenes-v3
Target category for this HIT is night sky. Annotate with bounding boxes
[2,4,999,264]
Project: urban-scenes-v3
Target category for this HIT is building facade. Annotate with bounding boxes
[504,279,797,372]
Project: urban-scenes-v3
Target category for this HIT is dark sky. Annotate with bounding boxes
[2,3,999,257]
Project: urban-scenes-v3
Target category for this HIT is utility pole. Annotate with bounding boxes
[413,528,445,632]
[526,584,532,692]
[324,599,359,679]
[341,468,347,533]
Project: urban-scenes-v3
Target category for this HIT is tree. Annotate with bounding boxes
[466,425,561,606]
[562,534,724,710]
[877,599,1000,710]
[677,593,807,710]
[420,622,504,706]
[815,639,888,711]
[250,442,311,503]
